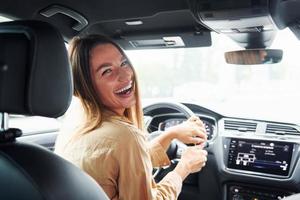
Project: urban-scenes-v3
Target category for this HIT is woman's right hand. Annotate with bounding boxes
[165,116,207,145]
[174,145,207,180]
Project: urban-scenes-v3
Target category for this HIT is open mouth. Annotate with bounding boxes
[114,81,134,96]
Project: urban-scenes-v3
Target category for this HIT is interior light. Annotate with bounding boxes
[0,15,12,22]
[125,20,143,26]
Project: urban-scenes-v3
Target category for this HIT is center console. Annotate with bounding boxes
[223,137,298,199]
[227,183,294,200]
[224,138,295,177]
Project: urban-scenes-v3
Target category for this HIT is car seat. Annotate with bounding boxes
[0,20,109,200]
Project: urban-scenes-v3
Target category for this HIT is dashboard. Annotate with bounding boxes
[145,102,300,200]
[225,138,294,177]
[157,116,215,140]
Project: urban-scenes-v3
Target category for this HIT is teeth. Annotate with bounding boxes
[115,81,132,94]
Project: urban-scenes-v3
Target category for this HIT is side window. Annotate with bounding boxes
[9,96,82,136]
[9,115,61,136]
[8,115,62,151]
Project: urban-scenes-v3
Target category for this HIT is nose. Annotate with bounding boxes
[117,67,132,82]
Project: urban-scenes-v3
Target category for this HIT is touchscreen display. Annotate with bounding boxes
[227,139,293,176]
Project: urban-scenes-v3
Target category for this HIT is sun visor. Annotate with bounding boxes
[114,31,211,50]
[84,10,211,50]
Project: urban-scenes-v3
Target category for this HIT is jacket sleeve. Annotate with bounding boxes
[115,128,182,200]
[148,140,171,167]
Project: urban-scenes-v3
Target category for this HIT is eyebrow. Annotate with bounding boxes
[121,55,126,61]
[95,63,111,73]
[95,55,127,72]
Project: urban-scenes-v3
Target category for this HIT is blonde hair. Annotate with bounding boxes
[68,35,144,136]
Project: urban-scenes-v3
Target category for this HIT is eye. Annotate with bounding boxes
[101,68,112,76]
[121,59,129,67]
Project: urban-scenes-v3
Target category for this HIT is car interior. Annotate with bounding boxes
[1,0,300,200]
[0,20,109,200]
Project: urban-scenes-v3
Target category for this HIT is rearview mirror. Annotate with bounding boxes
[225,49,283,65]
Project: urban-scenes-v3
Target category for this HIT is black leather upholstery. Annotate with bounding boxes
[0,20,72,118]
[0,21,109,200]
[0,142,109,200]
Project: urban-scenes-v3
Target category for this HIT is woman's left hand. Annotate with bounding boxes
[166,116,207,145]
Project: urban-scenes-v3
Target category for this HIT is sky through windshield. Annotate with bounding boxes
[126,29,300,124]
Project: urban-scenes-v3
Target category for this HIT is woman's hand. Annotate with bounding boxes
[174,145,208,180]
[166,116,207,145]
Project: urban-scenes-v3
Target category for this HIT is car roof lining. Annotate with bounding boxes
[2,0,300,48]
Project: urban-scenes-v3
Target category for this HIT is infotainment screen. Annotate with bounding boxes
[227,139,293,176]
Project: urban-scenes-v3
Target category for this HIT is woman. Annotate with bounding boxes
[55,34,208,200]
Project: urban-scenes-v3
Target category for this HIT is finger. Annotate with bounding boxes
[187,135,207,146]
[187,145,200,152]
[199,153,207,165]
[188,116,199,122]
[203,154,207,162]
[188,116,202,124]
[192,128,207,139]
[195,148,208,156]
[194,119,205,127]
[194,126,206,133]
[198,142,209,148]
[190,137,205,144]
[201,149,208,156]
[191,145,205,151]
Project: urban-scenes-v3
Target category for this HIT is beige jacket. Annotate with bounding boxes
[55,115,182,200]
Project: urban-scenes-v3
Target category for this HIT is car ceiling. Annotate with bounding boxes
[1,0,300,49]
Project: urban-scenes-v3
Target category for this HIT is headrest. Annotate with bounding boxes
[0,20,72,118]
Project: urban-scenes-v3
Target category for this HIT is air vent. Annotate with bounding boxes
[266,124,300,135]
[224,120,257,132]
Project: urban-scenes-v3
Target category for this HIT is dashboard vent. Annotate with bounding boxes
[266,124,300,135]
[224,120,257,132]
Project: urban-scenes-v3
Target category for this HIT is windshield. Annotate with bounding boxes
[126,30,300,124]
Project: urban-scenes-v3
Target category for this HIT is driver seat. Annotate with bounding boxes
[0,20,109,200]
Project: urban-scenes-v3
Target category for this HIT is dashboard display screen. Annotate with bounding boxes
[227,139,293,176]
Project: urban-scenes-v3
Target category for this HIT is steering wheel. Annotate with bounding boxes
[143,101,197,179]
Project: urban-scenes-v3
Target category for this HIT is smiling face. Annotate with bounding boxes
[89,43,136,116]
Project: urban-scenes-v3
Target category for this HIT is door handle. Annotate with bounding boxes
[40,5,88,31]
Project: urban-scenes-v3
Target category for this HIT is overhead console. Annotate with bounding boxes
[188,0,277,48]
